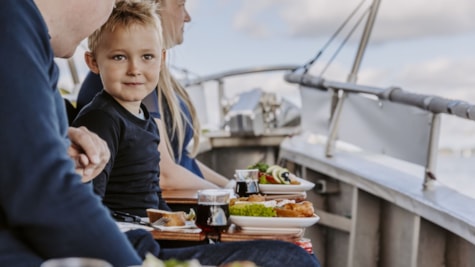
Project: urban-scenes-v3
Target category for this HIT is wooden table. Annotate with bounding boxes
[162,189,307,205]
[162,189,199,205]
[160,189,309,244]
[150,224,304,243]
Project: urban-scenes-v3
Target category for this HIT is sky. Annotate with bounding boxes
[172,0,475,93]
[58,0,475,195]
[61,0,475,104]
[170,0,475,148]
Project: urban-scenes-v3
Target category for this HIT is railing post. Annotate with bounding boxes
[325,0,381,157]
[325,90,346,157]
[423,114,441,190]
[67,58,81,96]
[217,79,225,126]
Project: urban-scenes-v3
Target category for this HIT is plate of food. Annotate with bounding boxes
[258,177,315,194]
[146,208,200,232]
[229,196,319,229]
[230,214,320,229]
[247,163,315,194]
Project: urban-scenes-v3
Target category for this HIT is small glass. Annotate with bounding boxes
[195,189,231,242]
[234,169,260,197]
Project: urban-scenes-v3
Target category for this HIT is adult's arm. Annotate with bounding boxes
[155,118,219,190]
[0,2,140,265]
[196,160,232,188]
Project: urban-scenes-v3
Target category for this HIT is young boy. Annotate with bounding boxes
[73,0,170,216]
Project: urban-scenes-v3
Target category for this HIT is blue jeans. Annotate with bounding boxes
[126,229,320,267]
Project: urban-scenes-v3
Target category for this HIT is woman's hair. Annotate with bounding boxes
[158,61,201,161]
[155,0,201,161]
[87,0,162,55]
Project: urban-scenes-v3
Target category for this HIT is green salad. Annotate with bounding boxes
[229,203,276,217]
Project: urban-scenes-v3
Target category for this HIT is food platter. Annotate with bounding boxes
[230,214,320,229]
[258,177,315,194]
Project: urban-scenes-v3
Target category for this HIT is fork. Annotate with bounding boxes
[151,217,170,227]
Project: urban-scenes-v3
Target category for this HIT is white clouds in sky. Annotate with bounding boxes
[232,0,475,43]
[226,0,475,98]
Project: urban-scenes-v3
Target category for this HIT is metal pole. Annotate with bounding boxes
[423,114,441,190]
[326,0,382,157]
[217,79,225,127]
[347,0,381,84]
[67,58,80,95]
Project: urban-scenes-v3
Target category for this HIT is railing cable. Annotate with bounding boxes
[319,7,371,76]
[294,0,368,77]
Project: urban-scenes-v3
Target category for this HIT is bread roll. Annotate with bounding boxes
[146,209,186,227]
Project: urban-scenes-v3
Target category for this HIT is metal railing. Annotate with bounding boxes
[285,73,475,120]
[182,65,300,88]
[285,72,475,190]
[182,65,300,125]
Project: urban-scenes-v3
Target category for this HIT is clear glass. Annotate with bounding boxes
[234,169,260,197]
[195,189,231,242]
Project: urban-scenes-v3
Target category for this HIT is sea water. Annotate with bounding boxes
[437,154,475,198]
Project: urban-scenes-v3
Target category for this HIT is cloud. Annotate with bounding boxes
[396,58,475,92]
[232,0,280,38]
[233,0,475,43]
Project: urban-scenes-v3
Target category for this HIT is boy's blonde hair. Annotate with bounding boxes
[87,0,163,55]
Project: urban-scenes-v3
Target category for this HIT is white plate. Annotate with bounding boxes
[151,220,201,233]
[230,214,320,229]
[258,177,315,194]
[239,227,304,235]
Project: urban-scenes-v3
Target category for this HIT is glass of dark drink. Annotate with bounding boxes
[234,169,260,197]
[195,189,231,242]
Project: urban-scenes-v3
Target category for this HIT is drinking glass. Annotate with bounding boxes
[195,189,231,242]
[234,169,260,197]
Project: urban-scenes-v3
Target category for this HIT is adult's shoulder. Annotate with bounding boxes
[142,89,160,119]
[77,72,103,111]
[73,92,120,127]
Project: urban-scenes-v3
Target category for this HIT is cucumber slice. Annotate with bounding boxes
[266,165,280,174]
[271,167,283,183]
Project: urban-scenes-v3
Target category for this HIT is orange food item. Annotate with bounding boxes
[146,209,186,227]
[275,201,315,217]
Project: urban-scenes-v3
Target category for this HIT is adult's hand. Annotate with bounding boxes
[67,126,110,183]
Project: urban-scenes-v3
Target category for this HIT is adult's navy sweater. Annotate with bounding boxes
[0,1,141,266]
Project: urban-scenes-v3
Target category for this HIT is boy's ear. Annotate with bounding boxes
[84,52,100,74]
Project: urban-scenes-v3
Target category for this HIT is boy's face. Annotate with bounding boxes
[90,24,162,109]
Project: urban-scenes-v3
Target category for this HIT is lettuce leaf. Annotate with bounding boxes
[229,203,276,217]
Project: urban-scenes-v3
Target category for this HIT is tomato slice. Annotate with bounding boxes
[258,171,280,184]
